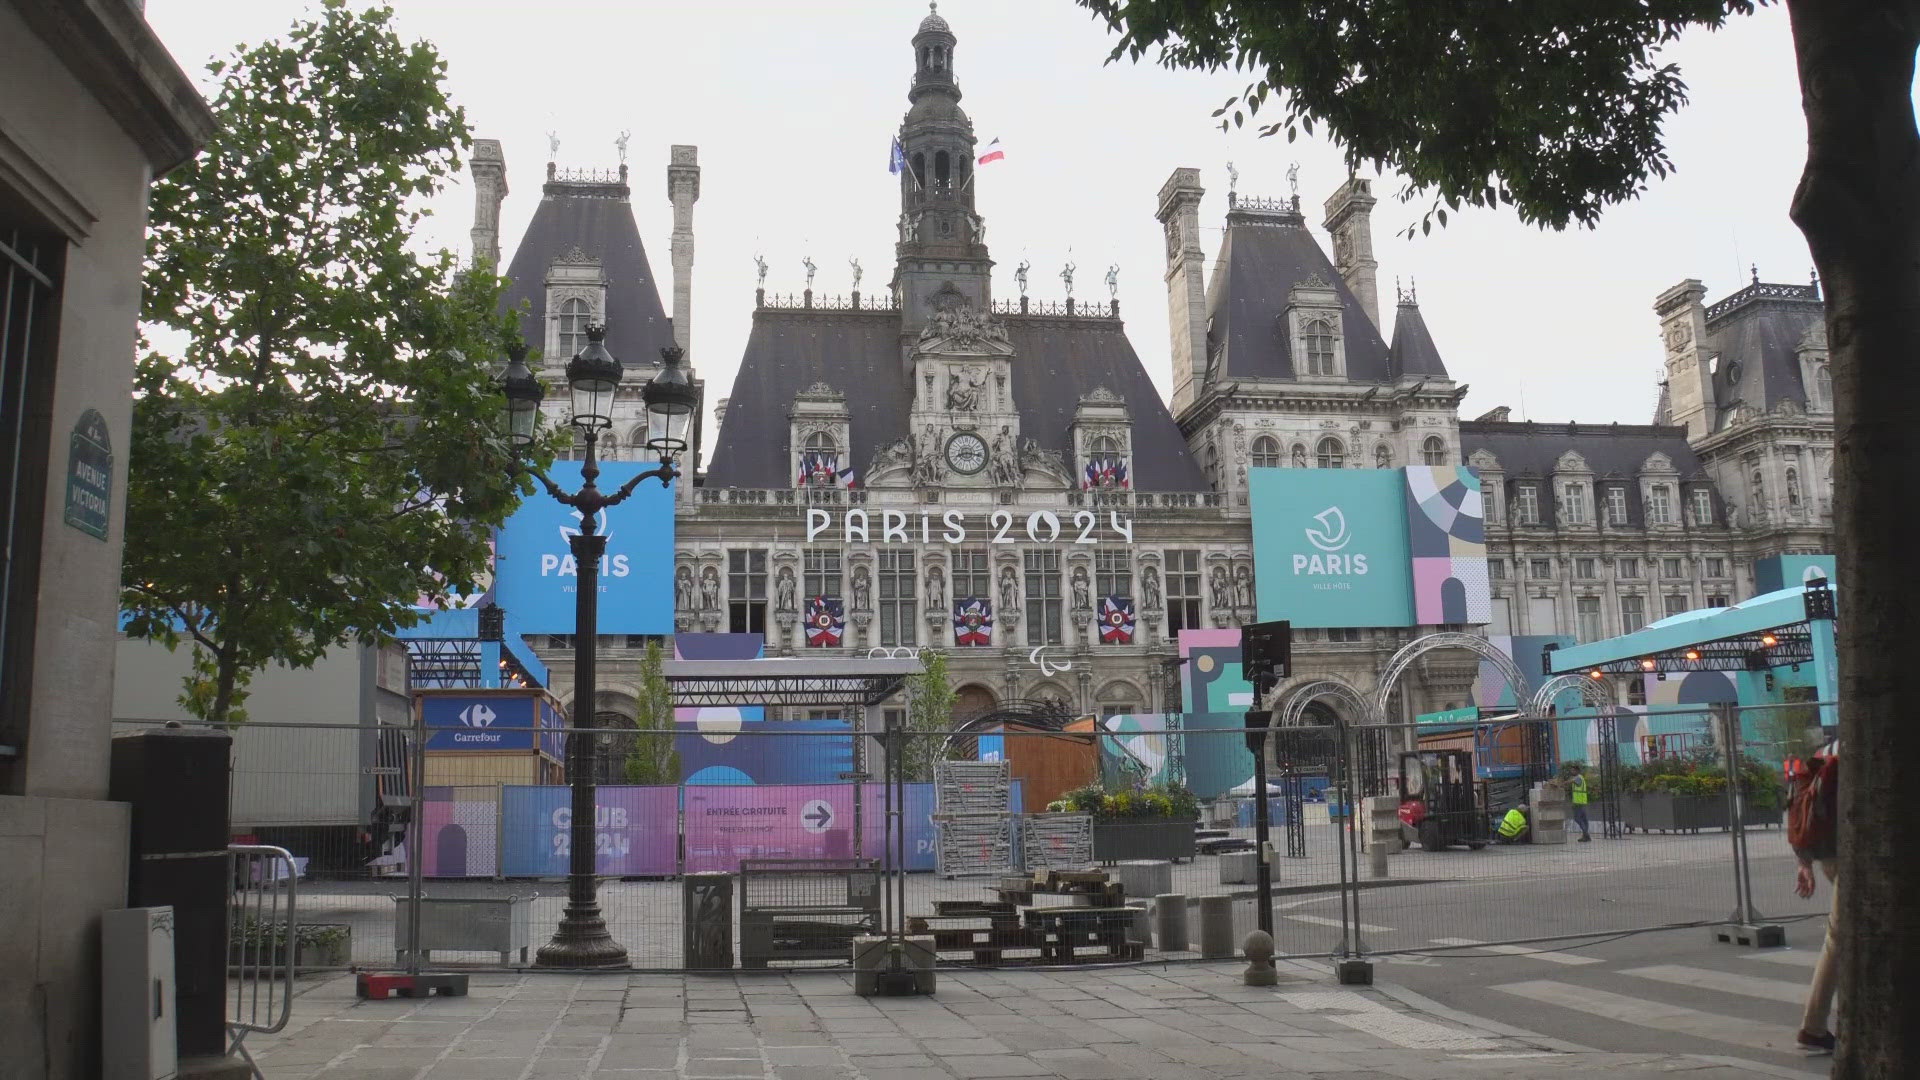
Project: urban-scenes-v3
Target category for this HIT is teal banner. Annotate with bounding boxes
[1252,468,1414,627]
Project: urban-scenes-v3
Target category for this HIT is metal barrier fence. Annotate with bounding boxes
[127,699,1830,975]
[227,844,297,1079]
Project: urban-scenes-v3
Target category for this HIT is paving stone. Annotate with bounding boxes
[938,1056,1051,1078]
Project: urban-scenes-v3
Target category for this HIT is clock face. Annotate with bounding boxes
[946,432,988,475]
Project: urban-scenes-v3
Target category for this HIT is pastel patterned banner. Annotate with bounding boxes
[1404,465,1492,625]
[498,785,679,877]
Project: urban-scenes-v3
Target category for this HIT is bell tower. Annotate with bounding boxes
[891,3,993,335]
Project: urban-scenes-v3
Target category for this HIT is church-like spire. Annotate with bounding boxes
[892,1,992,333]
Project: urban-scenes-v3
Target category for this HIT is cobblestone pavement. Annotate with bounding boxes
[237,961,1821,1080]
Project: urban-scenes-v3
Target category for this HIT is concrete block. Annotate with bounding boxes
[1218,851,1257,885]
[1198,896,1234,959]
[1110,860,1172,901]
[1154,894,1189,952]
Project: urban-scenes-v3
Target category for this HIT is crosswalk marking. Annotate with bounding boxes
[1742,950,1819,968]
[1285,913,1394,934]
[1621,964,1808,1004]
[1429,937,1602,966]
[1493,980,1792,1052]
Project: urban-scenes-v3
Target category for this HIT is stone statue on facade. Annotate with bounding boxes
[998,565,1019,613]
[1287,161,1300,196]
[946,367,986,411]
[1060,257,1076,300]
[615,130,631,164]
[1292,444,1307,469]
[698,565,720,610]
[1209,565,1232,610]
[775,566,797,613]
[755,254,768,290]
[1106,264,1119,299]
[869,437,912,477]
[1016,258,1031,297]
[925,564,946,611]
[1071,565,1092,611]
[852,565,871,611]
[1226,160,1238,199]
[546,130,560,159]
[1233,564,1254,608]
[802,256,817,291]
[849,256,863,292]
[1375,444,1391,469]
[675,565,695,613]
[1141,565,1162,612]
[1019,438,1070,486]
[990,428,1019,487]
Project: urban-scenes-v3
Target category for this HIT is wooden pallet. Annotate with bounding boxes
[1022,906,1140,963]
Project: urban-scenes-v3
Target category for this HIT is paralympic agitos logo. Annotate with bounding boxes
[1294,506,1368,576]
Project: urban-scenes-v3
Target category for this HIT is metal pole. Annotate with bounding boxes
[1250,717,1274,935]
[407,696,427,975]
[1715,703,1751,924]
[536,432,628,968]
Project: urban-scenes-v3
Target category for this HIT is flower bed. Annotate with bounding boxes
[1047,783,1200,864]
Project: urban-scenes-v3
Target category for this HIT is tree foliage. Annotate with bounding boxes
[903,650,957,780]
[623,639,682,785]
[123,0,532,723]
[1078,0,1759,233]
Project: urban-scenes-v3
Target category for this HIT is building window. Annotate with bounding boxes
[1575,557,1597,579]
[1024,550,1063,646]
[952,549,990,605]
[557,297,591,358]
[1705,557,1725,579]
[1618,558,1640,579]
[1664,594,1690,618]
[801,431,839,486]
[1605,486,1629,527]
[1515,484,1540,525]
[1814,364,1832,411]
[803,549,842,599]
[1691,489,1714,526]
[1529,558,1554,579]
[1302,317,1336,376]
[1627,679,1648,706]
[1662,557,1685,579]
[1620,595,1646,635]
[1484,483,1502,523]
[1095,550,1131,599]
[1489,559,1507,581]
[1251,436,1280,469]
[1648,484,1674,525]
[1576,597,1603,643]
[1421,436,1447,466]
[877,550,916,647]
[1166,549,1202,635]
[727,549,768,634]
[1562,482,1589,525]
[1327,627,1363,643]
[1705,595,1730,608]
[1315,436,1345,469]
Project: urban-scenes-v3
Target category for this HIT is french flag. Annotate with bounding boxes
[977,138,1005,165]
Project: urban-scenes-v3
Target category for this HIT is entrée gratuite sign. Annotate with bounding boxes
[804,507,1135,545]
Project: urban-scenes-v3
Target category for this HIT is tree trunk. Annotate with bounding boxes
[1785,3,1920,1075]
[210,641,240,726]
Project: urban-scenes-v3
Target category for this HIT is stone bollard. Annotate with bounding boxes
[1126,902,1153,948]
[1242,930,1278,986]
[1154,893,1189,952]
[1198,895,1234,959]
[1370,840,1389,878]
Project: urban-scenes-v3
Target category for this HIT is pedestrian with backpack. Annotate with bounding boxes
[1786,736,1840,1055]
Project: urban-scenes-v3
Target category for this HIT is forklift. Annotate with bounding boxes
[1395,749,1491,851]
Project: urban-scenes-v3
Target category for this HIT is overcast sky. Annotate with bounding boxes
[148,1,1825,459]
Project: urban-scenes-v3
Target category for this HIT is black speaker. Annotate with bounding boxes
[110,727,233,1058]
[1240,620,1293,699]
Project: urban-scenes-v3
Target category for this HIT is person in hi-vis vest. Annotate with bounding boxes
[1568,763,1592,842]
[1496,807,1529,844]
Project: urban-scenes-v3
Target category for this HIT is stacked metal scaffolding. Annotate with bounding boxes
[933,760,1014,878]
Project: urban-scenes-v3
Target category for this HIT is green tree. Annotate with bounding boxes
[623,639,682,785]
[903,649,958,780]
[1077,2,1916,1071]
[122,0,531,724]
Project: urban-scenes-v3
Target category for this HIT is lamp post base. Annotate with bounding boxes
[534,904,630,969]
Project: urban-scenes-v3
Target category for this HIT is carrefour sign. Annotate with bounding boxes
[1251,467,1490,629]
[425,694,536,750]
[492,460,675,634]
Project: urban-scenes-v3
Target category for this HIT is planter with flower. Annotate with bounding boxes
[1048,783,1200,863]
[1616,752,1782,833]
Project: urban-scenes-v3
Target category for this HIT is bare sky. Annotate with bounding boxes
[147,1,1822,452]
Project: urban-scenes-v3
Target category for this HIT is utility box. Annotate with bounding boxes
[102,906,178,1080]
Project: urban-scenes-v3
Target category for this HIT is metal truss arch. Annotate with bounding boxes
[1528,673,1616,717]
[1279,678,1376,729]
[1374,632,1529,722]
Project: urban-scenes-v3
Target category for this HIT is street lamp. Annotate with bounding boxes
[500,325,694,968]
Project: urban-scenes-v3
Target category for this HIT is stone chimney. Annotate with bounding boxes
[1655,279,1714,442]
[468,139,508,270]
[667,145,701,356]
[1322,176,1380,329]
[1155,168,1209,419]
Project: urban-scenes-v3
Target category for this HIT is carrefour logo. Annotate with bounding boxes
[540,507,632,579]
[1295,506,1368,578]
[459,703,497,728]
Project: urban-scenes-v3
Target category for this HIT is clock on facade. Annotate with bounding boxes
[945,431,988,475]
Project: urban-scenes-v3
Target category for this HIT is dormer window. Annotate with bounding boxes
[1647,484,1674,525]
[557,297,591,359]
[801,431,840,486]
[1691,488,1714,526]
[1605,486,1629,527]
[1303,318,1336,376]
[1814,364,1832,411]
[1421,436,1447,466]
[1251,436,1281,469]
[1514,483,1540,526]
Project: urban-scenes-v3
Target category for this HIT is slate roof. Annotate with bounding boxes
[1388,298,1448,378]
[703,308,1209,491]
[1460,420,1721,530]
[1701,283,1825,431]
[501,176,674,367]
[1203,202,1428,382]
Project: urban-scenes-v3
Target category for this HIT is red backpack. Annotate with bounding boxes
[1786,744,1839,861]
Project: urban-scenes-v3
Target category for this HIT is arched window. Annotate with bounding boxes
[1786,467,1802,507]
[1090,435,1120,458]
[802,431,838,486]
[557,297,591,358]
[1302,318,1336,376]
[1251,436,1280,469]
[1316,436,1345,470]
[1374,444,1392,469]
[934,150,951,184]
[1422,436,1447,466]
[806,431,837,453]
[1815,364,1832,410]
